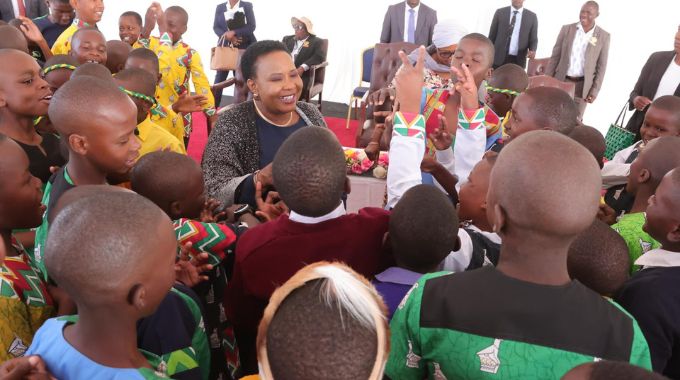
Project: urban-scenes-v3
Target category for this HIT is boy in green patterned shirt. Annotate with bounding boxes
[384,52,651,379]
[612,136,680,273]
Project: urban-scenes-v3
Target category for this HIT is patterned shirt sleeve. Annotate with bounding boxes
[188,50,216,117]
[174,219,243,266]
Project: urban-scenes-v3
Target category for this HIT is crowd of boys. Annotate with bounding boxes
[1,0,680,379]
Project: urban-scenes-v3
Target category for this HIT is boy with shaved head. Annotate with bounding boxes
[27,192,176,379]
[385,132,651,379]
[32,76,140,280]
[612,136,680,272]
[617,168,680,377]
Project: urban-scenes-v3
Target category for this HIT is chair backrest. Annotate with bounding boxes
[369,42,418,94]
[314,39,330,85]
[361,47,375,84]
[527,57,550,77]
[232,49,252,105]
[528,75,576,99]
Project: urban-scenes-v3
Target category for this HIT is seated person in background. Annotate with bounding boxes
[563,360,667,380]
[26,192,180,379]
[226,127,390,375]
[385,131,652,379]
[617,168,680,378]
[67,27,106,65]
[113,68,185,157]
[32,76,140,280]
[568,219,630,297]
[602,95,680,215]
[33,0,74,48]
[0,135,55,361]
[51,0,104,55]
[119,11,142,47]
[256,262,389,380]
[374,185,459,319]
[0,49,65,185]
[610,136,680,272]
[125,47,206,146]
[569,124,606,169]
[282,17,325,96]
[105,40,131,74]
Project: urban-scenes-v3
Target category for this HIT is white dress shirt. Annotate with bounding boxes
[11,0,26,17]
[635,248,680,268]
[289,203,345,224]
[292,36,310,71]
[403,2,420,42]
[223,0,243,22]
[508,7,524,56]
[567,23,596,77]
[653,55,680,100]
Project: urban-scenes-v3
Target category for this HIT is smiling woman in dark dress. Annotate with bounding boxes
[0,49,65,185]
[202,40,326,208]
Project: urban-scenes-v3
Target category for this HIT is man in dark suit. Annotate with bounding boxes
[0,0,48,22]
[546,1,610,118]
[213,0,257,106]
[380,0,437,46]
[488,0,538,69]
[282,17,326,97]
[625,26,680,137]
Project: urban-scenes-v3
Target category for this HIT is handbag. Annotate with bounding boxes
[604,102,636,160]
[210,36,239,71]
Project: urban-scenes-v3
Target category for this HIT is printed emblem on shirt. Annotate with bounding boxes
[406,340,421,368]
[476,339,502,374]
[8,336,27,357]
[639,239,653,254]
[433,362,447,380]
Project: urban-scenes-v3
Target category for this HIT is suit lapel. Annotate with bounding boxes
[650,52,676,97]
[584,26,597,69]
[397,2,405,42]
[416,6,426,40]
[564,23,578,62]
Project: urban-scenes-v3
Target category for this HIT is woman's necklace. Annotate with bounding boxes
[254,101,294,127]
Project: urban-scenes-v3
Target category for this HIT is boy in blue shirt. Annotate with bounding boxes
[33,0,74,48]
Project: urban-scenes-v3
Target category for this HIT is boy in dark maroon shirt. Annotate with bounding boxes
[226,127,390,375]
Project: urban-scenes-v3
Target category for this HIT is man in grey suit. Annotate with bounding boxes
[0,0,48,22]
[546,0,610,118]
[380,0,437,46]
[488,0,538,69]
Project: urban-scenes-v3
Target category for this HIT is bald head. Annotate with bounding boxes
[634,136,680,188]
[114,67,157,98]
[45,191,172,304]
[489,131,601,238]
[49,185,131,224]
[0,25,28,53]
[489,63,528,93]
[649,95,680,130]
[524,87,579,135]
[105,40,132,74]
[48,76,132,136]
[569,125,606,168]
[71,62,112,81]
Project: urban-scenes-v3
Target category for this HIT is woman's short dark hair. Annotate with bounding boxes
[241,40,289,80]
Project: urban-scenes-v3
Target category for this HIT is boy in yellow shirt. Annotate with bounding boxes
[139,4,216,144]
[51,0,104,55]
[113,68,185,157]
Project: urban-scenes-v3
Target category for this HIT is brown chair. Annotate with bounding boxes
[526,57,550,77]
[300,38,329,110]
[528,75,576,99]
[355,42,418,147]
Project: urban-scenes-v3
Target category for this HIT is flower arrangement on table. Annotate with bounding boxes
[343,147,389,179]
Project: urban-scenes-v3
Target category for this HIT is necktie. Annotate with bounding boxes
[16,0,26,17]
[507,10,518,52]
[407,8,416,44]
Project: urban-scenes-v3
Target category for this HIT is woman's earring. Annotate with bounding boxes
[253,93,260,101]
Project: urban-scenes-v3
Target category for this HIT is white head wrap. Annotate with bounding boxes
[432,19,467,48]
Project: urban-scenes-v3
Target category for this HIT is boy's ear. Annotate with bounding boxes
[69,0,77,8]
[485,67,494,82]
[491,204,507,235]
[638,168,651,185]
[0,91,6,108]
[169,200,182,219]
[344,176,352,195]
[667,222,680,244]
[68,134,88,155]
[157,72,163,84]
[480,199,487,212]
[128,283,145,309]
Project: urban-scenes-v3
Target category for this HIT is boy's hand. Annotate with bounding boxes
[200,198,227,223]
[172,94,208,114]
[394,46,426,114]
[175,242,211,287]
[420,156,442,174]
[367,88,395,107]
[255,182,288,222]
[17,17,45,44]
[450,63,479,110]
[364,142,380,162]
[596,203,618,225]
[0,355,53,380]
[430,115,454,151]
